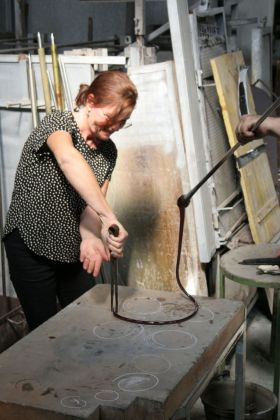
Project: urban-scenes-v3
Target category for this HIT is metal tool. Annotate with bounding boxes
[109,222,199,325]
[177,96,280,208]
[239,257,280,266]
[174,97,280,321]
[26,54,39,128]
[50,33,64,111]
[109,224,119,313]
[37,32,52,114]
[110,96,280,324]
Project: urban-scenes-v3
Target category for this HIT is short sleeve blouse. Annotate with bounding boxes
[3,111,117,262]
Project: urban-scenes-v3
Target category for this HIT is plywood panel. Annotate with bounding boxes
[108,62,207,295]
[240,153,280,241]
[211,51,280,243]
[210,51,263,157]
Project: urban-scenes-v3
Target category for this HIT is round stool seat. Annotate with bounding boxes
[220,244,280,289]
[220,243,280,414]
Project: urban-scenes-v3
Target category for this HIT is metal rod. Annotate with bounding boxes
[0,168,6,298]
[0,38,118,54]
[177,143,240,208]
[47,69,57,109]
[178,97,280,208]
[26,54,39,128]
[146,22,169,42]
[37,33,52,114]
[59,56,73,112]
[50,33,64,110]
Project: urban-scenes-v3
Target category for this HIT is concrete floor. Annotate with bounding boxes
[190,296,276,419]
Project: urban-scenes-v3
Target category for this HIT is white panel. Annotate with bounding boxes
[167,0,216,262]
[0,55,119,296]
[108,61,207,295]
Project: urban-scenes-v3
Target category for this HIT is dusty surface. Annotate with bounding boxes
[0,285,244,419]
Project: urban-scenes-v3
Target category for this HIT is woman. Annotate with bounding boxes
[3,70,138,331]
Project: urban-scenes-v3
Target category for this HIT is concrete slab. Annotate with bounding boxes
[0,285,245,419]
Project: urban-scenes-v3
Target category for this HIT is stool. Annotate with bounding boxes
[219,244,280,419]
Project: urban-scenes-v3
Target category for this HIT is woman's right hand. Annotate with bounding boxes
[101,220,128,259]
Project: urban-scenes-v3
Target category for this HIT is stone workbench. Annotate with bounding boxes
[0,284,245,419]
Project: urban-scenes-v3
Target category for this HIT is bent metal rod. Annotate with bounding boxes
[110,96,280,325]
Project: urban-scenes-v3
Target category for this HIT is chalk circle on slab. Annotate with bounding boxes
[113,372,159,392]
[122,297,161,315]
[95,390,119,401]
[60,396,87,409]
[93,320,144,340]
[146,329,198,350]
[132,354,171,374]
[189,306,215,323]
[120,296,198,323]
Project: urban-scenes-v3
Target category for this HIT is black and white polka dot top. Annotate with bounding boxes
[3,111,117,262]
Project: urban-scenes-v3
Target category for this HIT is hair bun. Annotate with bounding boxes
[75,84,90,107]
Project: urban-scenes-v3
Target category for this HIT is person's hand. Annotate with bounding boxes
[80,237,110,277]
[101,221,128,259]
[236,114,261,144]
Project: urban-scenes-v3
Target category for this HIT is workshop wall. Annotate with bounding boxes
[24,0,169,46]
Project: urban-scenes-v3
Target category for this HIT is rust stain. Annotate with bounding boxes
[109,145,204,294]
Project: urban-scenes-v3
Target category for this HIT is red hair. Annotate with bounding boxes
[75,71,138,111]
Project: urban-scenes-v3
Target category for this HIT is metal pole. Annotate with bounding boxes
[37,32,52,114]
[0,38,118,54]
[0,168,6,298]
[59,57,73,112]
[50,33,64,110]
[177,95,280,208]
[234,332,246,420]
[26,54,39,128]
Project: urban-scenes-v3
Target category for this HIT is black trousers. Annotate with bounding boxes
[3,229,96,331]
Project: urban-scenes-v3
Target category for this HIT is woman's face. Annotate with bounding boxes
[88,103,132,142]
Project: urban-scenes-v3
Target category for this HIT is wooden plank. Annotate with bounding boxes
[210,51,263,157]
[108,61,207,295]
[211,51,280,243]
[256,196,279,224]
[240,153,280,242]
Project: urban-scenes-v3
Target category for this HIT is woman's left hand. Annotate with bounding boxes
[80,237,110,276]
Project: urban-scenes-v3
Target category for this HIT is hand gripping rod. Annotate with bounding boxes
[177,96,280,208]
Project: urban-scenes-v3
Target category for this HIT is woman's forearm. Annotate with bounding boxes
[60,149,115,223]
[266,117,280,137]
[47,132,116,226]
[80,206,102,239]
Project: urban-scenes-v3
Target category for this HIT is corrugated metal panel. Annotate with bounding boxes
[200,44,226,78]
